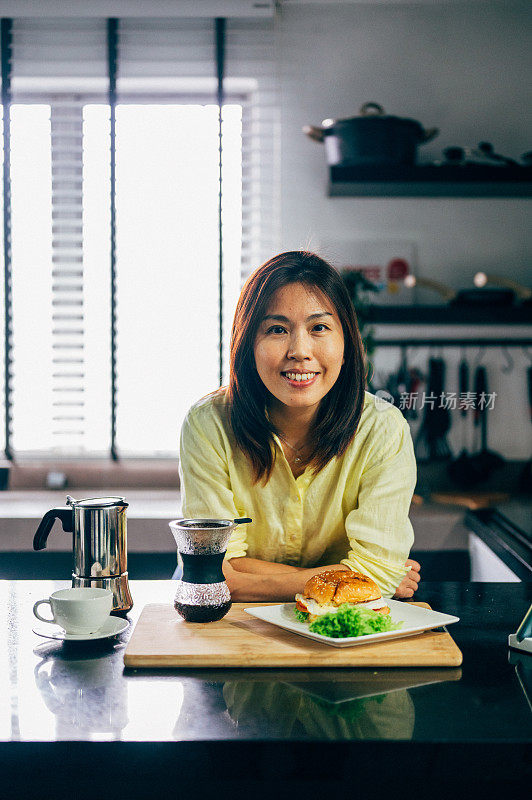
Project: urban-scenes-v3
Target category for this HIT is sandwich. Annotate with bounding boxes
[295,569,390,622]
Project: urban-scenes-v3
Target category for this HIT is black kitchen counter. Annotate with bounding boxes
[1,580,531,799]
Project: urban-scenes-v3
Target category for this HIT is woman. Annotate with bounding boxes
[179,251,420,601]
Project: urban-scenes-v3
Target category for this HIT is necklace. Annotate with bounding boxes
[277,432,308,464]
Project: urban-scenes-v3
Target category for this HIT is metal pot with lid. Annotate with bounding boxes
[303,102,439,167]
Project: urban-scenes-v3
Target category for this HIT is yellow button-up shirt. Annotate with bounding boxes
[179,389,417,598]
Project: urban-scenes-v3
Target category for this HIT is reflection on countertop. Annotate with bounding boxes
[221,680,416,740]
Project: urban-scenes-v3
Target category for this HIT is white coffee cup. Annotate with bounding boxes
[33,587,113,635]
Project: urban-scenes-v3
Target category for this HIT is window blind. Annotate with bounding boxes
[1,14,279,459]
[226,17,280,279]
[117,16,279,275]
[49,99,86,447]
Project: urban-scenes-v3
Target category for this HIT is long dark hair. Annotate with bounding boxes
[227,251,367,482]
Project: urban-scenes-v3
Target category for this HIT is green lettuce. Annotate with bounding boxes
[294,603,402,638]
[294,607,309,623]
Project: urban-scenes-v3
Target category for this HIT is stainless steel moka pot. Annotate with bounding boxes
[33,495,133,613]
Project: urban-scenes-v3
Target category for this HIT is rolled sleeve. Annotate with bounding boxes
[224,527,249,561]
[341,418,417,597]
[179,409,249,559]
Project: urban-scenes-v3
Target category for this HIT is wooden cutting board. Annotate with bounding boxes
[123,602,462,668]
[431,491,509,509]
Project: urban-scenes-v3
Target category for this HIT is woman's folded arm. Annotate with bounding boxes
[224,558,346,601]
[342,419,417,598]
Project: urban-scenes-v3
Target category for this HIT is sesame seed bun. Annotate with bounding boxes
[303,570,383,607]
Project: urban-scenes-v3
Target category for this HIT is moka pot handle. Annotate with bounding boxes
[33,508,74,551]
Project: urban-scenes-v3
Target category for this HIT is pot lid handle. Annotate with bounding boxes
[302,124,325,143]
[421,126,439,143]
[359,102,385,117]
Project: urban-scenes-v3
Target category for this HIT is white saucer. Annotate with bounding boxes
[33,615,129,642]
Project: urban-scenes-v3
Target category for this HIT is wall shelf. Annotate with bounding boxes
[365,305,532,325]
[364,305,532,347]
[328,164,532,197]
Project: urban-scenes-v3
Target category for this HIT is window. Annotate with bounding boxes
[4,96,243,457]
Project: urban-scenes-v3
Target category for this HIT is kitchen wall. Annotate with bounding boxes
[274,1,532,460]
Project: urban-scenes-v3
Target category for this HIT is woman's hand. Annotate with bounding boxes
[393,559,421,599]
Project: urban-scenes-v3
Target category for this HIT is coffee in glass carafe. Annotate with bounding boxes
[169,517,251,622]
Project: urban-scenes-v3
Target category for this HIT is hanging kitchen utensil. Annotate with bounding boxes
[415,357,452,461]
[500,346,514,375]
[406,276,515,307]
[408,355,423,422]
[519,361,532,494]
[396,347,422,422]
[448,357,474,486]
[527,363,532,424]
[303,102,439,167]
[397,346,409,393]
[467,366,505,483]
[384,346,411,411]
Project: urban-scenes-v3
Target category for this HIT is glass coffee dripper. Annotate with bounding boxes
[169,517,251,622]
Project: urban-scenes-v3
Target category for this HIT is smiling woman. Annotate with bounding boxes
[179,251,421,602]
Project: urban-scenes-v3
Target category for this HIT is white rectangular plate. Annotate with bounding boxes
[244,600,459,648]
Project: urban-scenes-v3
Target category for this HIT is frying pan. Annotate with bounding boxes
[474,272,532,307]
[404,276,515,307]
